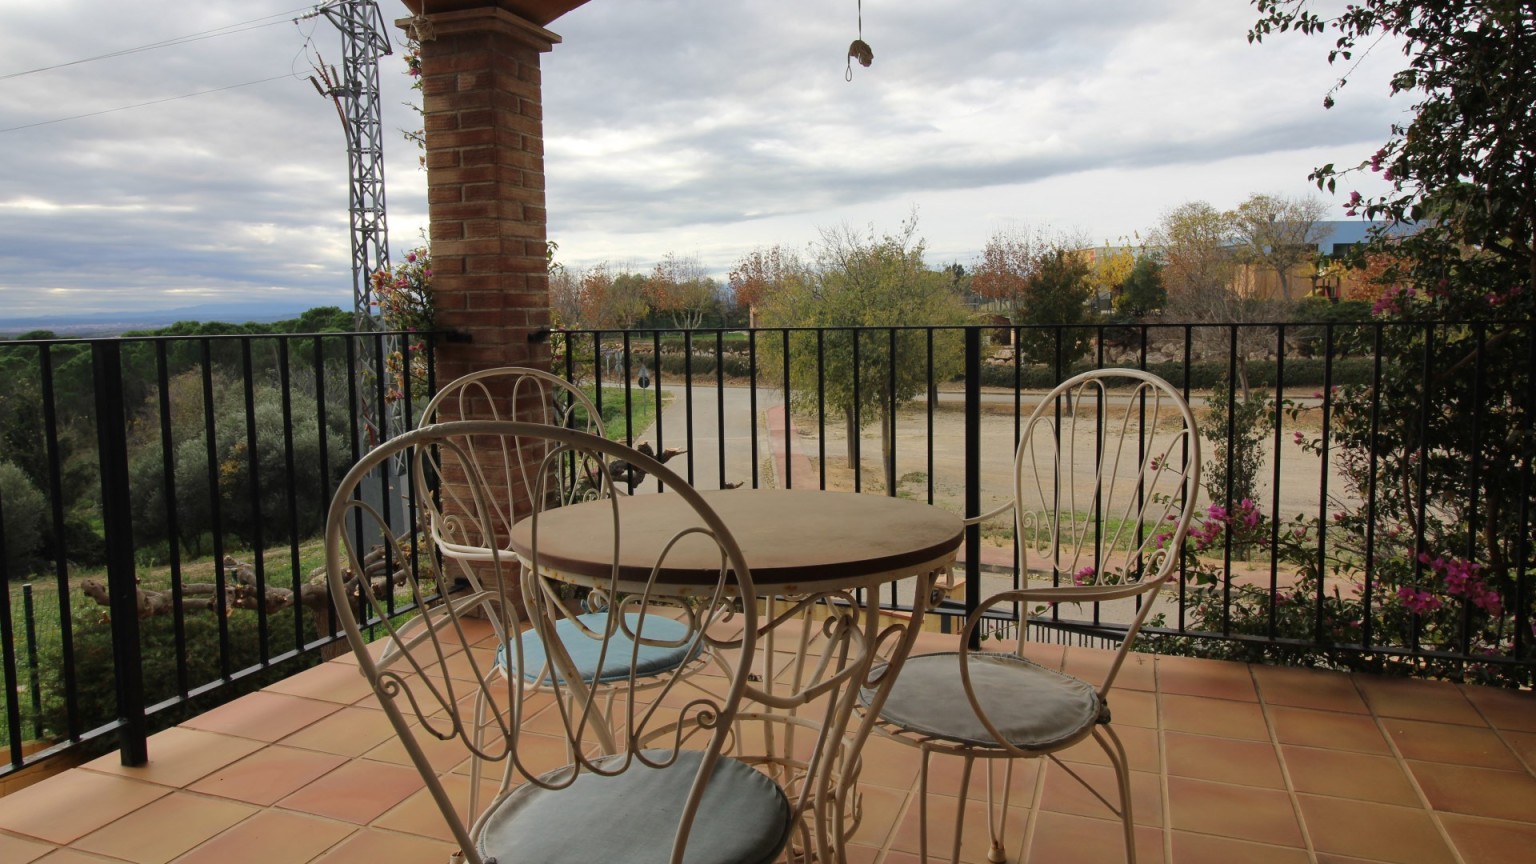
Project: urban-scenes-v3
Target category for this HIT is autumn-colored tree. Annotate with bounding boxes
[1085,243,1137,309]
[568,263,649,330]
[970,226,1049,318]
[1153,201,1236,305]
[728,245,805,327]
[646,253,718,330]
[1227,193,1332,301]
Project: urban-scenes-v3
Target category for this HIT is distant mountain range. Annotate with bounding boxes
[0,303,322,337]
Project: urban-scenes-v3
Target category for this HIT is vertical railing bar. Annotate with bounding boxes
[812,328,823,490]
[92,341,147,765]
[312,336,333,643]
[1313,328,1337,648]
[1511,321,1534,663]
[926,328,936,505]
[1460,323,1487,657]
[1360,323,1385,652]
[964,326,982,650]
[652,330,665,494]
[852,329,862,494]
[153,341,189,694]
[200,338,232,679]
[37,344,80,736]
[25,584,43,741]
[1269,325,1286,639]
[1410,326,1436,654]
[239,338,269,661]
[716,330,727,490]
[622,330,634,447]
[683,329,696,485]
[277,337,305,655]
[887,327,898,497]
[1177,325,1194,632]
[749,329,760,489]
[1221,326,1238,636]
[0,531,21,767]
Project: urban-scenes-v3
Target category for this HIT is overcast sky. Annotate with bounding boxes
[0,0,1404,323]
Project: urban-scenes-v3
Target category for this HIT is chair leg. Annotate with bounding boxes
[948,752,973,864]
[1094,725,1137,864]
[983,760,1013,864]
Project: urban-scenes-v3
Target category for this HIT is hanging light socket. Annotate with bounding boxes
[848,39,873,68]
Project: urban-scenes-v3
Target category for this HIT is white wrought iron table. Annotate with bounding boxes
[509,488,963,863]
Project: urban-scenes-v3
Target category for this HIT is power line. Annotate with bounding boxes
[0,74,300,134]
[0,7,314,81]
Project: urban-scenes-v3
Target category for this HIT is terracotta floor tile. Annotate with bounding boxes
[362,724,471,776]
[1157,654,1258,701]
[1438,813,1536,864]
[1269,705,1392,754]
[1297,794,1456,864]
[32,851,121,863]
[1504,730,1536,773]
[278,759,424,824]
[278,705,398,758]
[1170,831,1312,864]
[188,746,347,806]
[263,659,376,705]
[0,771,169,845]
[857,736,921,791]
[178,691,343,742]
[1063,646,1155,692]
[1355,676,1484,726]
[81,727,266,790]
[1160,693,1270,740]
[848,782,907,851]
[0,832,55,864]
[1384,717,1523,769]
[1253,664,1368,713]
[72,792,255,864]
[887,792,1029,863]
[1027,810,1165,864]
[1102,687,1159,728]
[372,773,500,842]
[1165,731,1285,788]
[310,827,457,863]
[1408,761,1536,822]
[1460,685,1536,733]
[1281,745,1420,806]
[919,750,1040,803]
[1166,776,1304,848]
[1017,640,1067,670]
[170,809,354,864]
[1038,762,1162,826]
[1056,723,1160,773]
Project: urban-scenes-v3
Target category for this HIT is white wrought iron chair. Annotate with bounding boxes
[326,421,790,864]
[863,368,1201,864]
[417,367,722,726]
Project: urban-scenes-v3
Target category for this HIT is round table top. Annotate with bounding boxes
[509,488,964,593]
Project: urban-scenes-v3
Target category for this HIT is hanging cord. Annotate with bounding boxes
[846,0,872,81]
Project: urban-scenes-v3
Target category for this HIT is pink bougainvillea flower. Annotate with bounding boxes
[1074,565,1096,586]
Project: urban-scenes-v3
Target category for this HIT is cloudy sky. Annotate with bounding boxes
[0,0,1404,324]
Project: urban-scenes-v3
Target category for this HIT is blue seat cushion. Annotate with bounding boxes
[862,651,1102,750]
[496,611,700,685]
[477,749,791,864]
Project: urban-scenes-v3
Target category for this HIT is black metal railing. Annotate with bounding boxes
[3,320,1533,781]
[0,329,445,778]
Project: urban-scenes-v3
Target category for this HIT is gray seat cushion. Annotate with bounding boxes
[477,749,791,864]
[863,652,1101,750]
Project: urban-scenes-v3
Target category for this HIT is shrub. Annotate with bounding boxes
[1,461,47,579]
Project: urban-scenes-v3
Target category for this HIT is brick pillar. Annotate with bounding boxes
[400,5,559,390]
[398,4,563,610]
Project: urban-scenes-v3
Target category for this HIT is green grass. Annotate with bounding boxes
[582,385,666,442]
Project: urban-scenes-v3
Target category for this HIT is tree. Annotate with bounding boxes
[1153,201,1235,305]
[759,215,968,492]
[1085,243,1137,312]
[1115,255,1167,318]
[1015,247,1095,369]
[970,226,1049,318]
[1227,193,1332,301]
[728,245,805,328]
[647,253,718,330]
[564,263,649,331]
[1249,0,1536,679]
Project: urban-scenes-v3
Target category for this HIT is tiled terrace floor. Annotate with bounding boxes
[1,623,1534,864]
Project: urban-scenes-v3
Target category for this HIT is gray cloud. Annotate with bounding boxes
[1,0,1404,321]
